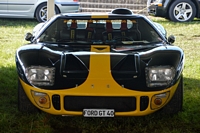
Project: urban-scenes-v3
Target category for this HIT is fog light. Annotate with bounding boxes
[31,90,50,109]
[151,92,170,110]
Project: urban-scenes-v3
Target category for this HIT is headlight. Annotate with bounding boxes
[146,66,175,87]
[150,0,163,6]
[151,0,162,3]
[25,66,55,86]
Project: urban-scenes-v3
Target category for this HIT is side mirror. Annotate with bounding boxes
[168,35,175,44]
[25,32,33,41]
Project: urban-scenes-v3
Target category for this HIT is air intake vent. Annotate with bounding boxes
[52,95,61,110]
[111,8,133,15]
[140,96,149,111]
[64,96,136,112]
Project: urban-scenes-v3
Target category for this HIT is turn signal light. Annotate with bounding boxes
[151,92,170,110]
[39,97,47,104]
[31,90,50,109]
[154,98,162,105]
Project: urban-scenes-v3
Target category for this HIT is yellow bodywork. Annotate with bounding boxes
[20,45,179,116]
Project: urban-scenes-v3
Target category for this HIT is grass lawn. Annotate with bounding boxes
[0,17,200,133]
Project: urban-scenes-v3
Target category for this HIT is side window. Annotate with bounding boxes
[39,19,62,42]
[136,19,162,42]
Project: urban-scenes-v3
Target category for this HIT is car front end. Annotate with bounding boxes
[147,0,169,17]
[16,44,184,116]
[16,10,184,117]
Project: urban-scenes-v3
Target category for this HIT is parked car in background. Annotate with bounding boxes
[147,0,200,22]
[16,8,184,117]
[0,0,80,22]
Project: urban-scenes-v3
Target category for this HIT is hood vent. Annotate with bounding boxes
[60,53,89,78]
[93,47,107,51]
[111,53,140,79]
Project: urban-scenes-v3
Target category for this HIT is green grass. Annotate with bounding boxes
[0,17,200,133]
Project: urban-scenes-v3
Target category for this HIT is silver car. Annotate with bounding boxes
[0,0,80,22]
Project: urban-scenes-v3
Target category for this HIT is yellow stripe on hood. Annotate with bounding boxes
[89,45,111,79]
[91,13,109,18]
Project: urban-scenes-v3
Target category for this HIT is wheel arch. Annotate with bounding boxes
[163,0,177,18]
[34,2,61,18]
[191,0,200,17]
[166,0,200,18]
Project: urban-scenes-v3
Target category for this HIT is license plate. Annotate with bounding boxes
[83,109,115,117]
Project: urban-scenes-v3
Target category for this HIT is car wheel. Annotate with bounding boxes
[18,79,39,113]
[168,0,196,22]
[159,75,183,115]
[35,3,60,22]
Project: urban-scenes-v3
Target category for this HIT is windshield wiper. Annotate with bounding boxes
[111,44,162,52]
[121,40,149,45]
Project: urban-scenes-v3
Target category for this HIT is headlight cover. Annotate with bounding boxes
[25,66,55,86]
[146,66,175,87]
[149,0,163,7]
[151,0,162,4]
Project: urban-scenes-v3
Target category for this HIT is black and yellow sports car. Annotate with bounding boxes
[16,8,184,117]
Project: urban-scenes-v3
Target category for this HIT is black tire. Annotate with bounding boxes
[168,0,196,22]
[35,3,60,22]
[18,79,39,113]
[159,76,183,115]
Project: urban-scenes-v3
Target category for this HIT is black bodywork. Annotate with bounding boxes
[16,43,184,91]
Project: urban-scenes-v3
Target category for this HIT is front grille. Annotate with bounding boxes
[52,95,61,110]
[64,96,136,112]
[140,96,149,111]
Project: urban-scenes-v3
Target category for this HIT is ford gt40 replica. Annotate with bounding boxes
[16,8,184,117]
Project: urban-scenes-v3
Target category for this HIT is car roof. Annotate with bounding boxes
[59,12,144,19]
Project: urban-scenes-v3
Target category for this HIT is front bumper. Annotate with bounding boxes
[148,3,167,17]
[20,78,179,116]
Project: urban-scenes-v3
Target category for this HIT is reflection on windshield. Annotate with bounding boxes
[38,18,163,45]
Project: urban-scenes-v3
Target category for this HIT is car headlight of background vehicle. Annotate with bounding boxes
[151,0,163,4]
[148,0,163,6]
[145,66,175,87]
[25,66,55,86]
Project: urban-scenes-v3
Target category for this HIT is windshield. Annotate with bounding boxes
[38,18,163,45]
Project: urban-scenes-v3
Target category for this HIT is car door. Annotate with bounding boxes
[0,0,7,14]
[7,0,37,18]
